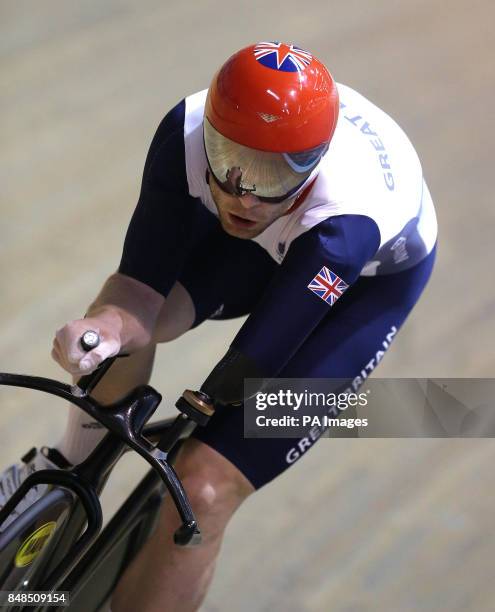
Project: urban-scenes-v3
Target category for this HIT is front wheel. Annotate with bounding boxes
[0,488,75,596]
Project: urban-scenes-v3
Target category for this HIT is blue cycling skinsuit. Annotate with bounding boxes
[118,84,438,489]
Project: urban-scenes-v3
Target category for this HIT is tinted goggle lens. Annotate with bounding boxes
[206,166,308,204]
[203,118,328,203]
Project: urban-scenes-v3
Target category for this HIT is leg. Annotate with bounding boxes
[110,438,254,612]
[110,248,437,612]
[107,227,278,610]
[56,283,195,465]
[191,247,437,488]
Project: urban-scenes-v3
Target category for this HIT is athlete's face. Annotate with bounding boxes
[208,175,295,239]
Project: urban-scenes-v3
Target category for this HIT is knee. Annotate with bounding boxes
[182,475,225,519]
[178,475,246,542]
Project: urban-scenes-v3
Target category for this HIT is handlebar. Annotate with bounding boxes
[0,331,215,547]
[71,330,120,397]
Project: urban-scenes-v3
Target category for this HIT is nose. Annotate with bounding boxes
[238,194,259,209]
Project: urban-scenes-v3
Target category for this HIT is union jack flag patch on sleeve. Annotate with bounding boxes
[307,266,349,305]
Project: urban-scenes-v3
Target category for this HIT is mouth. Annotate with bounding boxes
[226,212,258,229]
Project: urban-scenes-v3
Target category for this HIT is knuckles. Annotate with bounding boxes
[52,319,120,375]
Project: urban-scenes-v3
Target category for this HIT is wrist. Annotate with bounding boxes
[89,304,154,352]
[84,304,125,343]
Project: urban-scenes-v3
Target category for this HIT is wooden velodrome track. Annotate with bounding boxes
[1,1,494,610]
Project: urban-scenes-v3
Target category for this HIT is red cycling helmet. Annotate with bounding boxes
[204,41,339,203]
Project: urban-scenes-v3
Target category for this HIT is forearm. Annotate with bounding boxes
[85,272,164,351]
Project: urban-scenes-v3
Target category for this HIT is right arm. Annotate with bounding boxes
[52,272,164,375]
[86,272,165,351]
[53,99,189,374]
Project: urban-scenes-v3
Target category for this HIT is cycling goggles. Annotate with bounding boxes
[203,118,328,204]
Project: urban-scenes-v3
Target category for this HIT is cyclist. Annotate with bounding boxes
[1,42,437,611]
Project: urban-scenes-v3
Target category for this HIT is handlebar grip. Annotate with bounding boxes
[80,330,100,352]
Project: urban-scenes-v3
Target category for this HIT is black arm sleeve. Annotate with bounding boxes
[118,99,199,297]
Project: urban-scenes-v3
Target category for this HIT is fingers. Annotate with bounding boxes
[79,338,120,372]
[55,323,88,364]
[51,319,122,376]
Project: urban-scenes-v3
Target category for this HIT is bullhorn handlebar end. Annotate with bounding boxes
[174,521,202,547]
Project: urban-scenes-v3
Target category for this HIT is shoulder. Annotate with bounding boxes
[285,214,381,283]
[331,83,423,202]
[142,99,187,192]
[139,89,218,214]
[183,89,213,203]
[294,83,427,251]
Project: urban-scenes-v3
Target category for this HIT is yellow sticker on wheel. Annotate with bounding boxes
[14,521,57,568]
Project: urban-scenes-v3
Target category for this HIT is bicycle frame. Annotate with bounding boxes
[62,418,190,611]
[0,364,214,611]
[0,371,200,542]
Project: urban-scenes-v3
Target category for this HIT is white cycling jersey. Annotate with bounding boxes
[184,83,437,275]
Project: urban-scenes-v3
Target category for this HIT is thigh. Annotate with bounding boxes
[191,246,437,489]
[91,343,157,404]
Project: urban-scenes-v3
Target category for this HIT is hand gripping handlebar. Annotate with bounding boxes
[0,330,216,546]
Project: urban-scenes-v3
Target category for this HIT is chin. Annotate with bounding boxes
[224,225,259,239]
